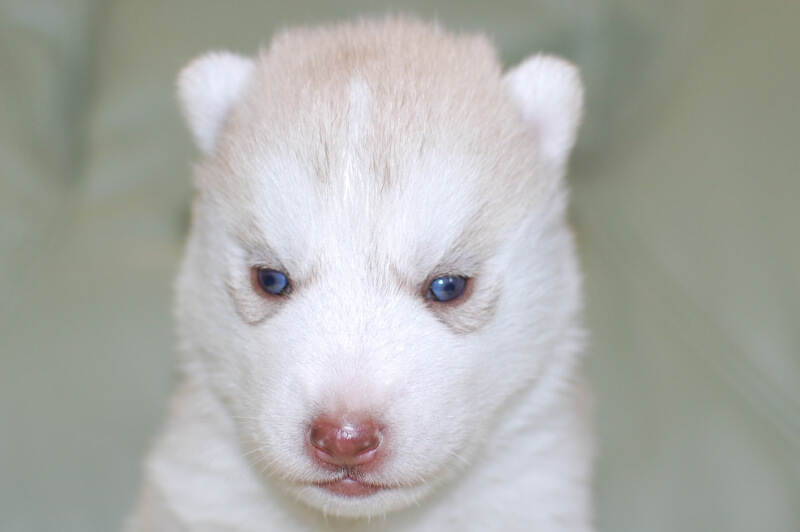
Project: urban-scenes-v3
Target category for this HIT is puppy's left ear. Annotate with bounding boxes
[503,54,584,173]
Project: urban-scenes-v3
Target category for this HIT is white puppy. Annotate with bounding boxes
[127,17,591,532]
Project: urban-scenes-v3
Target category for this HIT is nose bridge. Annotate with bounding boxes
[314,245,399,342]
[297,265,402,412]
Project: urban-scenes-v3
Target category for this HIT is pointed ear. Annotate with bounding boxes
[177,51,255,155]
[503,54,584,172]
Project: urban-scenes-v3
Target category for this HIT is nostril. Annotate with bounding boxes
[309,417,382,467]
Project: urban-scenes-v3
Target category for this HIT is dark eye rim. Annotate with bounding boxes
[251,267,292,298]
[424,274,473,305]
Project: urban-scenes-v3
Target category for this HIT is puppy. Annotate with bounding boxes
[126,17,592,532]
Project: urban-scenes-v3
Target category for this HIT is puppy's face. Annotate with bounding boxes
[175,20,583,517]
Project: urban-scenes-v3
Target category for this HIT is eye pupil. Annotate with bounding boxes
[428,275,467,302]
[257,268,290,296]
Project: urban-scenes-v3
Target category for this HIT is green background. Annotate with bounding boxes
[1,1,798,530]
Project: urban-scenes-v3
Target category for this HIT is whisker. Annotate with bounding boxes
[443,447,471,467]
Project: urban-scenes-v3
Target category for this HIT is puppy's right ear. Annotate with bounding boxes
[177,51,255,155]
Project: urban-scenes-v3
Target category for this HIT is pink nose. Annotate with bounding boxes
[309,417,383,467]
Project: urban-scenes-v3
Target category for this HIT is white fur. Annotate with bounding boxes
[127,18,592,532]
[503,54,584,173]
[177,51,255,154]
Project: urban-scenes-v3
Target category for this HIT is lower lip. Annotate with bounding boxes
[320,477,383,497]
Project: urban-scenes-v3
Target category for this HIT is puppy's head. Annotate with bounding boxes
[175,18,583,518]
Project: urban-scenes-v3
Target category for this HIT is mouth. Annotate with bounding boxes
[316,471,386,497]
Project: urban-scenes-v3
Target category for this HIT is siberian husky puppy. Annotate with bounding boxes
[127,17,591,532]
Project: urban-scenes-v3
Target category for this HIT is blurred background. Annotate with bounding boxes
[1,0,798,530]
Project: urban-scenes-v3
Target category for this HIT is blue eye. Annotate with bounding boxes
[427,275,468,302]
[255,268,290,296]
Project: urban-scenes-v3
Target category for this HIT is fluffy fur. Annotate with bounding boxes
[126,17,592,531]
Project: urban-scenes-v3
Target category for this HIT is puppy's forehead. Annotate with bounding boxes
[228,20,525,181]
[210,20,535,269]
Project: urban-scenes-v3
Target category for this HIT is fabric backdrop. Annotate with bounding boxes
[1,1,798,530]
